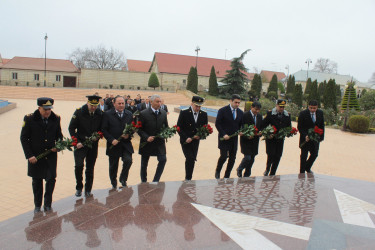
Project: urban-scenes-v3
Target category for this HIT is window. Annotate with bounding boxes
[12,72,18,80]
[56,75,61,81]
[34,74,39,81]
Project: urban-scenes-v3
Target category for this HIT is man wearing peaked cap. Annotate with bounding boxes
[261,99,292,176]
[20,97,63,213]
[177,96,208,180]
[69,95,103,197]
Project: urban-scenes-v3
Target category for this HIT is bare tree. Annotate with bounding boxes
[68,45,126,70]
[313,58,338,74]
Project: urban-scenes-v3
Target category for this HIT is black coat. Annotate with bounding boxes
[297,108,325,146]
[20,110,63,179]
[139,102,151,111]
[137,108,168,156]
[161,104,168,113]
[101,108,134,157]
[68,104,103,145]
[177,107,208,144]
[126,105,138,114]
[240,111,263,155]
[215,105,243,150]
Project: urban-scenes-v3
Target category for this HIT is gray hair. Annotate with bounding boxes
[150,94,161,102]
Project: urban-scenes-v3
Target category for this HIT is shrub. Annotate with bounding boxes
[348,115,370,133]
[259,98,275,115]
[244,101,252,112]
[109,84,113,89]
[286,102,302,121]
[266,91,278,100]
[322,108,338,125]
[120,85,124,89]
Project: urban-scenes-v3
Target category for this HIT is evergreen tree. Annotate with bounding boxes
[304,78,312,95]
[318,81,325,99]
[293,84,303,108]
[208,66,218,96]
[220,49,250,96]
[187,66,198,94]
[360,88,367,97]
[250,73,262,98]
[308,80,320,106]
[286,75,295,96]
[341,82,360,111]
[148,72,160,90]
[267,74,278,99]
[278,82,285,94]
[323,79,337,113]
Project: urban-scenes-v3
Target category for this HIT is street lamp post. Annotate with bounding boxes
[305,58,312,80]
[44,33,48,87]
[195,46,200,69]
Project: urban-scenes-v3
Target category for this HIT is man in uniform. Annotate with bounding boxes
[102,96,134,188]
[262,99,292,176]
[237,101,263,177]
[298,100,325,173]
[20,97,63,213]
[138,94,168,183]
[69,95,103,197]
[215,94,243,179]
[177,96,208,181]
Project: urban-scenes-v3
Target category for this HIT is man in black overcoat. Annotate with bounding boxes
[215,94,244,179]
[262,99,292,176]
[237,101,263,177]
[102,96,134,188]
[69,95,103,197]
[137,94,168,182]
[20,98,63,213]
[297,100,325,173]
[177,96,208,180]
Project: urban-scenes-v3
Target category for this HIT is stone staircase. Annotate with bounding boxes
[0,86,190,105]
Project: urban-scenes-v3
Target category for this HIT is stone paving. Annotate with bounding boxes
[0,87,374,222]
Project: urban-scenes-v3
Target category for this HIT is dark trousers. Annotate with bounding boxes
[300,142,319,173]
[32,177,56,208]
[265,139,284,175]
[140,154,167,182]
[182,141,199,180]
[216,147,237,178]
[109,150,132,187]
[74,146,98,192]
[237,154,255,177]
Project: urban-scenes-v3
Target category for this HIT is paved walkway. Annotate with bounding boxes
[0,88,374,222]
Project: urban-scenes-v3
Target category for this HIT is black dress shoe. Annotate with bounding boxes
[44,206,52,212]
[263,170,270,176]
[84,191,91,197]
[121,180,127,187]
[112,185,117,189]
[75,190,82,197]
[306,170,314,174]
[215,171,220,179]
[236,168,242,178]
[34,207,41,213]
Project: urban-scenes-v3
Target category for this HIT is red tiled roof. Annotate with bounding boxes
[0,58,10,67]
[152,52,253,80]
[127,59,152,72]
[1,57,79,72]
[260,70,286,82]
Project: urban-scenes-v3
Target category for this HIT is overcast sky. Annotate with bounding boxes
[1,0,374,83]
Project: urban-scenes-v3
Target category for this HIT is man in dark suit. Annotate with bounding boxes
[177,96,208,180]
[298,100,325,173]
[139,96,151,111]
[237,101,263,177]
[98,98,108,112]
[69,95,103,197]
[20,97,63,213]
[262,99,292,176]
[215,94,244,179]
[102,96,134,188]
[138,94,168,182]
[160,99,169,114]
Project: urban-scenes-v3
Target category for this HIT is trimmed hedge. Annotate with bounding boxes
[348,115,370,133]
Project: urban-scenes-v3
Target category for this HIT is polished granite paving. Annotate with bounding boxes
[1,174,375,249]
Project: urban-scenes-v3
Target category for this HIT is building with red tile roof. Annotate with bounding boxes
[1,57,78,72]
[260,70,286,83]
[126,59,152,72]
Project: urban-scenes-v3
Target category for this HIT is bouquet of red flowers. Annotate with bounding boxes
[261,125,278,140]
[184,124,213,144]
[82,131,104,149]
[110,121,142,149]
[140,125,180,148]
[300,126,323,148]
[36,136,76,160]
[240,124,259,138]
[275,127,299,139]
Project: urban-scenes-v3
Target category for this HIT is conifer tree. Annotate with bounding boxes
[341,82,360,111]
[148,72,160,90]
[286,75,295,95]
[293,84,303,108]
[323,79,337,113]
[267,74,278,94]
[208,66,218,96]
[308,80,320,106]
[187,66,198,94]
[250,73,262,98]
[304,78,312,95]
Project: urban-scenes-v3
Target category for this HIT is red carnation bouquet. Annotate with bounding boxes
[110,121,142,149]
[36,137,76,160]
[81,131,104,149]
[184,124,213,144]
[240,124,259,138]
[140,125,180,148]
[275,127,299,139]
[261,125,278,140]
[300,125,324,148]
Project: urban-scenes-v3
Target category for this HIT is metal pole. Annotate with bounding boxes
[44,33,48,87]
